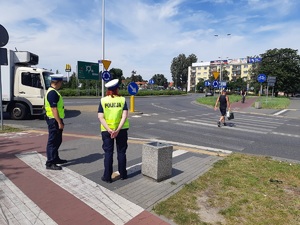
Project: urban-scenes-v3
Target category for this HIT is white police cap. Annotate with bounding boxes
[105,79,119,90]
[50,74,64,81]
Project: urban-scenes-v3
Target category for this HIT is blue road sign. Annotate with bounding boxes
[149,79,154,84]
[213,80,219,88]
[102,71,111,81]
[219,81,227,88]
[257,74,266,83]
[204,80,211,87]
[128,82,139,95]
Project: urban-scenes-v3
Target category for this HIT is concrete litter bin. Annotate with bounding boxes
[142,142,173,182]
[255,102,262,109]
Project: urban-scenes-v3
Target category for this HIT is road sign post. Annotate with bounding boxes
[257,74,266,96]
[128,82,139,113]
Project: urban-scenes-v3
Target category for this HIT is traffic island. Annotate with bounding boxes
[142,142,173,182]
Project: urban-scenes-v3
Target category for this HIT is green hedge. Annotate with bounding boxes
[60,88,184,97]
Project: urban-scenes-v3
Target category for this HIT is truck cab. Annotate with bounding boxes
[1,50,53,119]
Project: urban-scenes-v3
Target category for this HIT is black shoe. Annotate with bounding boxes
[120,176,127,180]
[54,159,68,164]
[46,164,62,170]
[217,121,221,127]
[223,123,227,126]
[101,176,112,183]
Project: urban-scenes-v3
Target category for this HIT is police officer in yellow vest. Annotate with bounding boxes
[98,79,129,183]
[44,74,67,170]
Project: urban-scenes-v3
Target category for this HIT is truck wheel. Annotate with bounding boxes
[10,103,29,120]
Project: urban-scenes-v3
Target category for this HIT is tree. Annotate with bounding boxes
[151,74,167,86]
[249,48,300,96]
[170,53,197,89]
[129,70,143,82]
[68,72,78,89]
[109,68,123,80]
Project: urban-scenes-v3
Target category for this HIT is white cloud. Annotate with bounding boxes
[1,0,300,81]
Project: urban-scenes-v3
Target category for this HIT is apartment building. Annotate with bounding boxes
[187,58,252,91]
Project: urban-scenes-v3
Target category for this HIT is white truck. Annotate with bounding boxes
[1,49,53,120]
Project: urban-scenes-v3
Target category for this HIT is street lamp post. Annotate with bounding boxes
[101,0,105,98]
[214,34,231,91]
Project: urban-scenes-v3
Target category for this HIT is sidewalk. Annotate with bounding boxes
[0,130,224,225]
[231,96,300,119]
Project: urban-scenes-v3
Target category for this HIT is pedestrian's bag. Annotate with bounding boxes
[226,110,234,120]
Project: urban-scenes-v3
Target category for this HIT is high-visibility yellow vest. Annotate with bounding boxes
[100,96,129,131]
[44,87,65,119]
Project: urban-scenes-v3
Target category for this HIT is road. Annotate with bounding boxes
[3,94,300,161]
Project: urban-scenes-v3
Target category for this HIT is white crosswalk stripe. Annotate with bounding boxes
[130,111,286,135]
[16,152,144,225]
[0,172,58,225]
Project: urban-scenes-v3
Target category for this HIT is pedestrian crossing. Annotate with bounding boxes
[16,151,144,225]
[130,112,288,135]
[0,171,58,225]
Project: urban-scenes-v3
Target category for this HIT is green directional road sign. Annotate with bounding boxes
[77,61,99,80]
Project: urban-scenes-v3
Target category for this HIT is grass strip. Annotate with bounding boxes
[154,153,300,225]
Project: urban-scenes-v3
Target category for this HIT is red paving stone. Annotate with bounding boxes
[0,132,171,225]
[125,211,171,225]
[0,133,113,225]
[230,96,258,110]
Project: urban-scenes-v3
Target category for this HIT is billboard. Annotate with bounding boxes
[77,61,99,80]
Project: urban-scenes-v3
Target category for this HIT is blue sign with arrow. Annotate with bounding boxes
[128,82,139,95]
[102,71,111,81]
[149,79,154,84]
[204,80,211,87]
[257,74,266,83]
[213,80,219,88]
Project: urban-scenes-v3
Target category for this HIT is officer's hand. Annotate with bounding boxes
[111,130,119,139]
[58,122,64,130]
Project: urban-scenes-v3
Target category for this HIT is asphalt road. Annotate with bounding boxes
[3,94,300,162]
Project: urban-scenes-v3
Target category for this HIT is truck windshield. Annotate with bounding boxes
[43,72,53,89]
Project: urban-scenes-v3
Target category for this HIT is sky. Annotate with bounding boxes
[1,0,300,81]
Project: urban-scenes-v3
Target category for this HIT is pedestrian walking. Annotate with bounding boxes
[241,89,246,103]
[214,89,231,127]
[44,74,67,170]
[98,79,130,183]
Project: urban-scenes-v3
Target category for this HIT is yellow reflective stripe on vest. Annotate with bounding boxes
[44,87,65,118]
[100,96,129,131]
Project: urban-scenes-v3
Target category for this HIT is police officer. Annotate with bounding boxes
[98,79,129,183]
[44,74,67,170]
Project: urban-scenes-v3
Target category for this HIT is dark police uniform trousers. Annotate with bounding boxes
[101,129,128,180]
[46,117,63,166]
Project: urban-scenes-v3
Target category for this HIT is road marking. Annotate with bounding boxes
[273,109,288,116]
[272,132,300,138]
[0,171,58,225]
[182,121,268,134]
[16,152,144,225]
[151,103,175,111]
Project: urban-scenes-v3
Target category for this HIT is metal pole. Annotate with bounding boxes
[0,68,3,130]
[101,0,105,98]
[215,34,231,92]
[220,59,222,92]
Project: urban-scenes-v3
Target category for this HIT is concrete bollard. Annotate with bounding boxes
[142,142,173,182]
[255,102,262,109]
